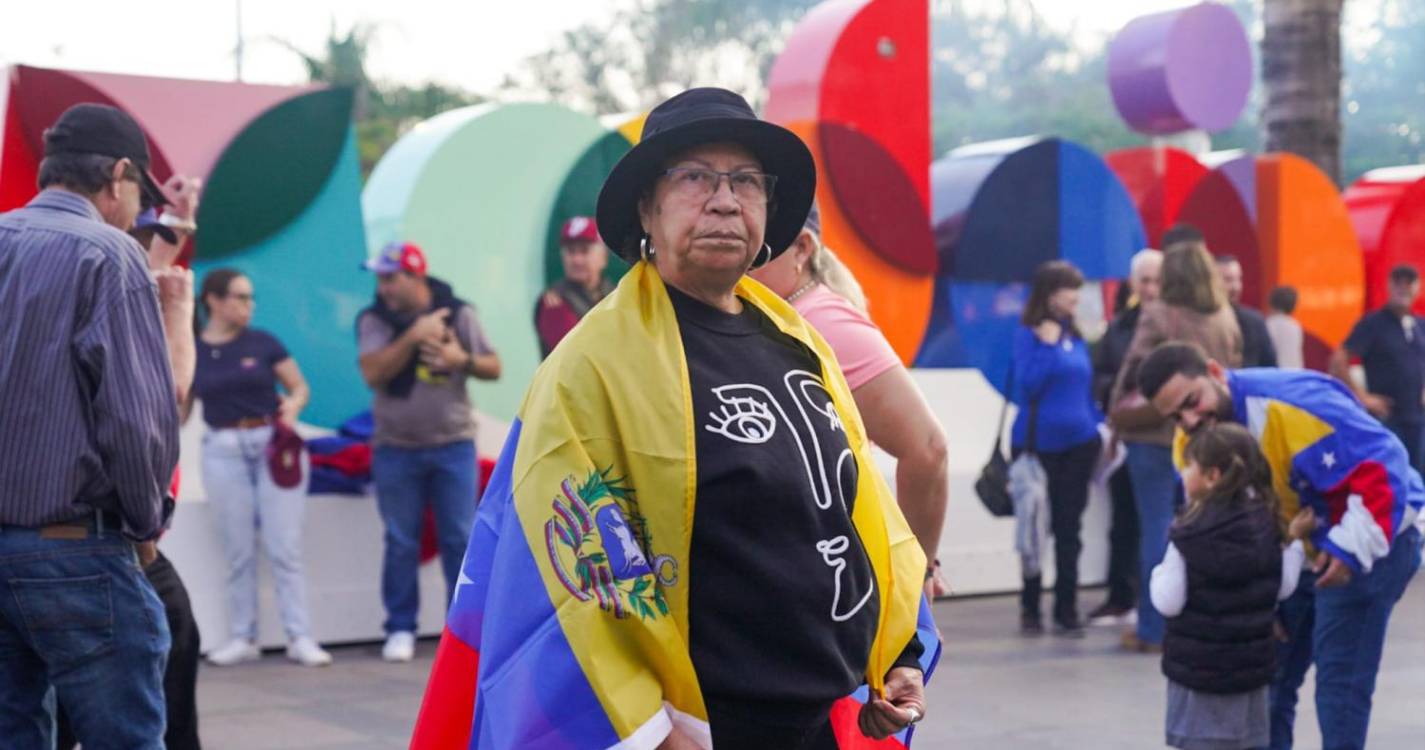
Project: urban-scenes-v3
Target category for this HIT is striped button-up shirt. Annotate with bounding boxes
[0,189,178,539]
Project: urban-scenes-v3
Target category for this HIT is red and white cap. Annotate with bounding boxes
[363,241,428,275]
[560,216,601,246]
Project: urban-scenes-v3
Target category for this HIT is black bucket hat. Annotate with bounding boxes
[595,87,816,264]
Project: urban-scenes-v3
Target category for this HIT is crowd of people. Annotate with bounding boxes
[1010,223,1423,748]
[0,91,1419,750]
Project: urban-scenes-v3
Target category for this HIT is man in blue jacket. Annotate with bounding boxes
[1139,342,1423,749]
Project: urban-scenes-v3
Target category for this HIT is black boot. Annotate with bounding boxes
[1053,575,1084,638]
[1020,576,1043,635]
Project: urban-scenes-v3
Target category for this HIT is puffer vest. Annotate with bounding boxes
[1162,502,1282,694]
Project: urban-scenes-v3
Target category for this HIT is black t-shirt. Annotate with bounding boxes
[668,285,881,723]
[1344,308,1425,421]
[193,328,290,427]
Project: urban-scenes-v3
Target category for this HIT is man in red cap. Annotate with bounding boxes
[357,241,500,662]
[535,216,615,358]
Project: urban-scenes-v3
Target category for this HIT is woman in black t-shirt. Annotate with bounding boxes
[486,89,930,748]
[189,269,330,668]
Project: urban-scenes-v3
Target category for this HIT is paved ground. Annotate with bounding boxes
[195,579,1423,749]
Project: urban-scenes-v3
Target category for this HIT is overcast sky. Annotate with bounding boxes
[0,1,1223,94]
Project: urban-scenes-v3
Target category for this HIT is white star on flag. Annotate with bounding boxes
[1322,452,1337,469]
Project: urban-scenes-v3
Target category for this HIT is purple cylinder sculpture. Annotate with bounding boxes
[1107,2,1251,135]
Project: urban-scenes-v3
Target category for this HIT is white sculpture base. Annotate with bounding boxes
[166,371,1111,650]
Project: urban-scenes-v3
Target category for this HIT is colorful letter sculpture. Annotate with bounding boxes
[1107,2,1252,135]
[541,127,636,288]
[362,103,616,422]
[1105,146,1210,248]
[765,0,935,363]
[1176,154,1365,367]
[1344,166,1425,314]
[0,66,369,428]
[916,137,1146,389]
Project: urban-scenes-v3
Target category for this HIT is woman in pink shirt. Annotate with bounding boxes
[751,205,951,596]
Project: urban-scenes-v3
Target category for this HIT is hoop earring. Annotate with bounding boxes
[751,243,772,269]
[640,235,656,261]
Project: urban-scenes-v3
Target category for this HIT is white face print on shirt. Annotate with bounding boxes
[703,369,872,623]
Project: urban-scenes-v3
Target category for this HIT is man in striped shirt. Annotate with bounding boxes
[0,104,180,748]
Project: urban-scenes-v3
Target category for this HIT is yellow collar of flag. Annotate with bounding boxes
[507,260,926,742]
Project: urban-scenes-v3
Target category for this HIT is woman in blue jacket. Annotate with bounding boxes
[1012,260,1102,636]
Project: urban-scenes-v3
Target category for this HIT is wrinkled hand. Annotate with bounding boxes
[859,666,926,740]
[655,727,702,750]
[1033,319,1062,345]
[1361,393,1392,419]
[1288,507,1318,542]
[163,175,202,221]
[1314,551,1353,589]
[135,541,158,568]
[924,560,950,599]
[153,267,194,318]
[408,308,452,343]
[420,335,469,373]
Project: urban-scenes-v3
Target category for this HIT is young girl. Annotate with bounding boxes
[1151,423,1314,749]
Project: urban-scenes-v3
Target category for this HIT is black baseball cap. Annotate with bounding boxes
[43,103,169,208]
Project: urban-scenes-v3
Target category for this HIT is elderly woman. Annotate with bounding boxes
[412,89,934,750]
[749,204,950,598]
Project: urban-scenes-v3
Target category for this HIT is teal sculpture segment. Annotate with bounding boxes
[362,103,611,423]
[362,104,499,254]
[192,128,369,429]
[543,129,634,287]
[196,88,355,260]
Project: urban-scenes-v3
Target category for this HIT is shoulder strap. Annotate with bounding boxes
[991,363,1014,458]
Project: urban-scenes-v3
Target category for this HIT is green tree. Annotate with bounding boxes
[276,22,486,176]
[1341,0,1425,181]
[502,0,819,114]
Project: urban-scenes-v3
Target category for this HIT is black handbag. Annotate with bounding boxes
[975,365,1038,517]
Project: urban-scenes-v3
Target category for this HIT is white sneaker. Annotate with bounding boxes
[382,631,416,662]
[286,637,333,667]
[206,638,260,666]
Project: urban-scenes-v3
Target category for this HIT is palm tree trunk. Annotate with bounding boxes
[1261,0,1345,184]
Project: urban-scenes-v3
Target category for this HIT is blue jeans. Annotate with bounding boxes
[202,425,313,641]
[1267,570,1318,750]
[1125,442,1177,645]
[372,440,478,634]
[1312,526,1421,749]
[0,517,170,749]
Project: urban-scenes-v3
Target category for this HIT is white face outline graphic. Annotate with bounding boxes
[701,369,871,623]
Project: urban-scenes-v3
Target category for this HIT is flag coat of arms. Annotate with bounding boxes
[411,262,940,749]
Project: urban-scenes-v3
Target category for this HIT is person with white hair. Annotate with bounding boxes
[1088,248,1162,623]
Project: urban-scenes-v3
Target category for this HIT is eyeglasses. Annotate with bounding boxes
[116,160,155,210]
[226,292,255,303]
[661,167,777,204]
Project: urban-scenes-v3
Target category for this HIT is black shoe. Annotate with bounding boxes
[1053,615,1085,638]
[1020,612,1044,636]
[1086,601,1133,621]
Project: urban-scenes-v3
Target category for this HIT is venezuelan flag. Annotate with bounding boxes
[411,263,939,749]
